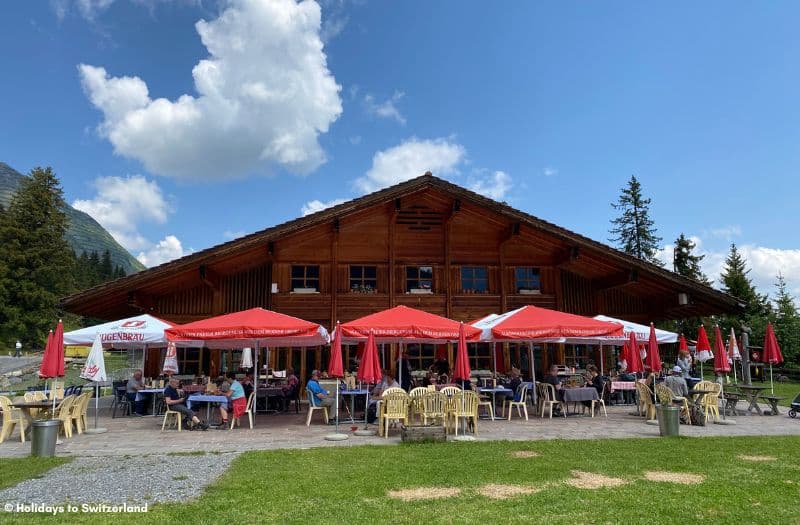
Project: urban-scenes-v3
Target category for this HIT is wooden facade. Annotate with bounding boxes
[62,174,741,380]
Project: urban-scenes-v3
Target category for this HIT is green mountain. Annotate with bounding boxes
[0,162,145,274]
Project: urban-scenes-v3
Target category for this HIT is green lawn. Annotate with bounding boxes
[4,436,799,524]
[0,457,71,490]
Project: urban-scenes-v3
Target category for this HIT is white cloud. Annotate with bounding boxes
[301,198,347,216]
[136,235,188,267]
[364,91,406,124]
[706,225,742,240]
[223,230,246,240]
[468,170,513,201]
[50,0,114,21]
[79,0,342,180]
[348,135,362,145]
[543,167,558,177]
[73,175,169,251]
[355,137,466,193]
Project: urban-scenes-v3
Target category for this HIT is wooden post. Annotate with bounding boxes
[331,224,339,329]
[389,204,397,307]
[444,214,453,318]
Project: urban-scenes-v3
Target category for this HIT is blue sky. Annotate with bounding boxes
[0,1,797,298]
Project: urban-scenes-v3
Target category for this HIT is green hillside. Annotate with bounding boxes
[0,162,145,274]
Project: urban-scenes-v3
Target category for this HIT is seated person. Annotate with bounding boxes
[543,365,564,400]
[281,367,299,396]
[126,369,147,416]
[163,377,208,430]
[219,372,247,427]
[434,358,450,376]
[664,366,689,398]
[307,369,334,411]
[241,373,254,399]
[372,370,400,397]
[506,367,522,401]
[585,365,604,396]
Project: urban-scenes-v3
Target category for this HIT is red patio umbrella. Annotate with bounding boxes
[695,325,713,377]
[625,332,644,375]
[356,330,381,384]
[713,325,731,374]
[339,305,481,342]
[644,323,661,374]
[728,328,741,383]
[39,320,64,411]
[762,322,784,394]
[487,305,623,340]
[453,323,471,383]
[39,330,53,377]
[678,334,689,353]
[328,322,345,433]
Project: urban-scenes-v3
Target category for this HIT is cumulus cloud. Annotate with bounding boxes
[543,167,558,177]
[73,175,169,250]
[355,137,466,193]
[706,225,742,240]
[469,170,513,201]
[136,235,188,267]
[79,0,342,180]
[301,198,347,216]
[223,230,246,240]
[364,91,406,124]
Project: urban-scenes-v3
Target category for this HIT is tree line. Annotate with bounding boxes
[610,175,800,366]
[0,167,126,351]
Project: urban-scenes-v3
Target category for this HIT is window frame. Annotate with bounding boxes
[460,266,489,294]
[514,266,541,293]
[290,265,320,292]
[406,265,434,293]
[349,265,378,293]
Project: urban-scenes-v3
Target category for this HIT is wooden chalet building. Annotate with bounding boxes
[62,173,741,380]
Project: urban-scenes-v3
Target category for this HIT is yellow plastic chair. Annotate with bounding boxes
[506,384,529,421]
[700,382,722,422]
[408,387,428,424]
[382,392,409,438]
[305,388,329,426]
[161,405,183,432]
[538,383,565,419]
[440,386,461,397]
[231,392,256,430]
[50,381,65,401]
[33,391,47,402]
[54,395,76,438]
[69,392,92,435]
[635,382,657,420]
[421,391,446,426]
[450,391,479,436]
[477,393,495,421]
[0,396,26,443]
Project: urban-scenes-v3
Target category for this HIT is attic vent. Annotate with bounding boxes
[395,205,444,231]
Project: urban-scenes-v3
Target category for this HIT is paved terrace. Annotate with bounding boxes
[2,402,799,459]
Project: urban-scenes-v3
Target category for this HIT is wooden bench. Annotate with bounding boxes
[401,424,447,443]
[722,392,740,417]
[760,395,787,416]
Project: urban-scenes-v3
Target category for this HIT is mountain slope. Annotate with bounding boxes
[0,162,145,274]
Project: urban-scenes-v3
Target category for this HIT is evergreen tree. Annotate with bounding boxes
[100,249,114,279]
[609,175,662,265]
[773,273,800,366]
[719,243,770,346]
[672,233,710,284]
[0,167,75,347]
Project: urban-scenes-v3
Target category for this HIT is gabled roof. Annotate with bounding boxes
[62,172,742,314]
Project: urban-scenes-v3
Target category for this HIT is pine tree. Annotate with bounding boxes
[672,233,710,284]
[773,273,800,365]
[0,167,75,347]
[100,249,114,280]
[609,175,662,265]
[719,243,770,346]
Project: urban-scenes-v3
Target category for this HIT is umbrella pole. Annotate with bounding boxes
[398,343,403,389]
[335,381,340,432]
[95,383,99,429]
[770,364,774,395]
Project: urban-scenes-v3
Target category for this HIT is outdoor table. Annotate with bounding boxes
[479,387,513,418]
[610,381,636,405]
[736,385,768,415]
[135,388,165,416]
[759,395,786,416]
[9,401,54,439]
[257,387,285,413]
[722,392,740,417]
[187,394,229,423]
[561,387,599,416]
[340,389,370,423]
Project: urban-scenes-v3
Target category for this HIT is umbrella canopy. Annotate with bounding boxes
[593,315,678,343]
[163,342,179,375]
[80,335,108,383]
[166,308,329,347]
[356,330,382,383]
[695,325,713,363]
[453,323,471,381]
[479,306,623,341]
[64,314,175,348]
[39,320,65,379]
[762,322,784,365]
[339,305,481,343]
[728,328,741,360]
[327,323,344,379]
[625,332,644,374]
[678,334,689,353]
[713,325,731,373]
[644,323,662,374]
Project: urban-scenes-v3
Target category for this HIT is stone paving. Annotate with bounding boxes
[1,400,799,459]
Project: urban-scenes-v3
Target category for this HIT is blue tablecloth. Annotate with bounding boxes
[135,388,164,402]
[186,394,228,409]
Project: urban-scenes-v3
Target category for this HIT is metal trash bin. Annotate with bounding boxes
[31,419,59,457]
[656,405,680,437]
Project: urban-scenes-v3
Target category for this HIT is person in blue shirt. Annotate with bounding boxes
[219,372,247,427]
[307,370,334,410]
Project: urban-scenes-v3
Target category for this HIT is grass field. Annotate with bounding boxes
[2,436,799,524]
[0,457,71,491]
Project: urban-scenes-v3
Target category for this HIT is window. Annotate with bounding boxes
[406,266,433,293]
[405,343,436,371]
[515,267,541,293]
[461,266,488,293]
[470,343,493,370]
[177,348,201,376]
[291,265,319,292]
[349,265,377,293]
[564,344,592,369]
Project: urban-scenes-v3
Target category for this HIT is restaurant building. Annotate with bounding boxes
[62,174,741,380]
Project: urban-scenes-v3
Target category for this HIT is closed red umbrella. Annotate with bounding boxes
[728,328,741,383]
[678,334,689,353]
[453,323,471,383]
[644,323,661,374]
[713,325,731,374]
[626,332,644,374]
[763,322,784,394]
[328,323,345,434]
[357,330,381,384]
[695,325,712,377]
[39,321,65,379]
